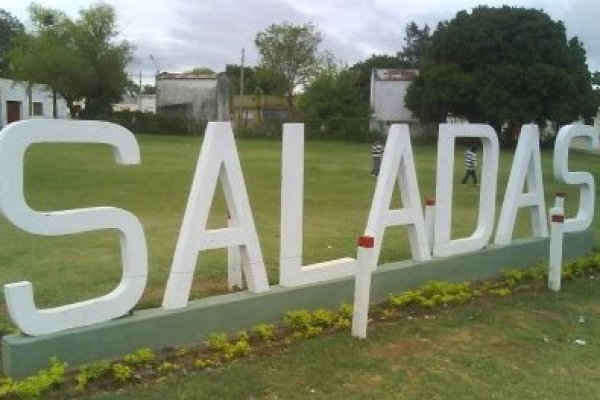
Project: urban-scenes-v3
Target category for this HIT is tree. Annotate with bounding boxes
[0,9,24,76]
[9,3,132,117]
[9,5,90,117]
[406,6,599,141]
[184,67,214,75]
[255,22,324,113]
[593,71,600,86]
[397,22,431,68]
[299,67,370,140]
[70,3,132,116]
[225,64,287,97]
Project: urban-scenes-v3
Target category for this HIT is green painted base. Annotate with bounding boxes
[3,230,594,378]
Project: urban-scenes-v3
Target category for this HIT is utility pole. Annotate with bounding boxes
[138,70,143,112]
[239,47,245,134]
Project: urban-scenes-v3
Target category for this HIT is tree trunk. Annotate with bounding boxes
[286,92,294,119]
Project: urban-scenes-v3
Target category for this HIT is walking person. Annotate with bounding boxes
[371,140,384,177]
[461,145,478,185]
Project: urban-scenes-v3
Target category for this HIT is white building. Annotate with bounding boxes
[0,78,69,128]
[369,69,418,133]
[113,94,156,113]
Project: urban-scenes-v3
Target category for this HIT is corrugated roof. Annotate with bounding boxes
[374,69,419,81]
[156,72,217,80]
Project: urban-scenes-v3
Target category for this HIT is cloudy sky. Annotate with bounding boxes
[2,0,599,84]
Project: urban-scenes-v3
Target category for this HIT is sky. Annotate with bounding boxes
[2,0,599,85]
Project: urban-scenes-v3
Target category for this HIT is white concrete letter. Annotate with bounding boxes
[0,120,147,336]
[279,124,356,286]
[162,122,268,309]
[364,124,431,264]
[495,124,548,245]
[553,124,600,233]
[434,124,499,257]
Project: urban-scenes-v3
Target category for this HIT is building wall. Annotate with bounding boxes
[113,94,156,113]
[156,73,230,121]
[369,69,418,134]
[0,78,69,128]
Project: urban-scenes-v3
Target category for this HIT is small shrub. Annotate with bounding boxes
[236,330,249,342]
[74,361,110,391]
[206,333,230,352]
[283,309,312,332]
[1,357,67,399]
[112,363,133,382]
[230,340,251,357]
[123,348,156,366]
[338,304,353,319]
[253,323,275,342]
[334,318,351,330]
[310,309,337,327]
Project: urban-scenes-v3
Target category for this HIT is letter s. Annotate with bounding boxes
[553,124,600,233]
[0,120,147,335]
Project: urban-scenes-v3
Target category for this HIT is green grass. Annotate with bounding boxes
[0,134,597,335]
[73,276,600,400]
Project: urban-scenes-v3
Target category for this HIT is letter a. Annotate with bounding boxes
[162,122,269,310]
[434,124,499,257]
[364,124,430,265]
[495,124,548,245]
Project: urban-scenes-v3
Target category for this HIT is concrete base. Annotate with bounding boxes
[3,230,594,378]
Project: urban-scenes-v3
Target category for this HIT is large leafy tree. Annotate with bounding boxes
[0,9,24,76]
[9,5,89,117]
[225,64,287,97]
[397,22,431,68]
[350,22,431,103]
[70,3,132,116]
[299,68,370,140]
[9,3,132,117]
[406,6,599,139]
[255,22,324,113]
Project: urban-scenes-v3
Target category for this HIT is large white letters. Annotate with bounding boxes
[0,120,147,335]
[279,124,356,286]
[162,122,269,309]
[495,124,548,245]
[364,124,431,264]
[553,124,600,233]
[434,124,499,257]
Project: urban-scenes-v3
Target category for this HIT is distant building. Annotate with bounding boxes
[369,69,419,133]
[0,78,69,128]
[113,94,156,114]
[155,72,230,121]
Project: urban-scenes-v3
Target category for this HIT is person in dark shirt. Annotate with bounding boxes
[461,146,478,185]
[371,140,384,177]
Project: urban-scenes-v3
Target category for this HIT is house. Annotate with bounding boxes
[232,94,289,131]
[155,72,229,121]
[369,69,419,134]
[0,78,69,128]
[113,94,156,114]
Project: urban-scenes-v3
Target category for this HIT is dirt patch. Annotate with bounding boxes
[372,337,432,360]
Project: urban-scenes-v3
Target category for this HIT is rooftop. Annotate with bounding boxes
[373,69,419,81]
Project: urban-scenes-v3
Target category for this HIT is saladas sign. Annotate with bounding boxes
[0,120,598,337]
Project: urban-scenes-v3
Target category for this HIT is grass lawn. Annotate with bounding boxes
[76,275,600,400]
[0,133,598,334]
